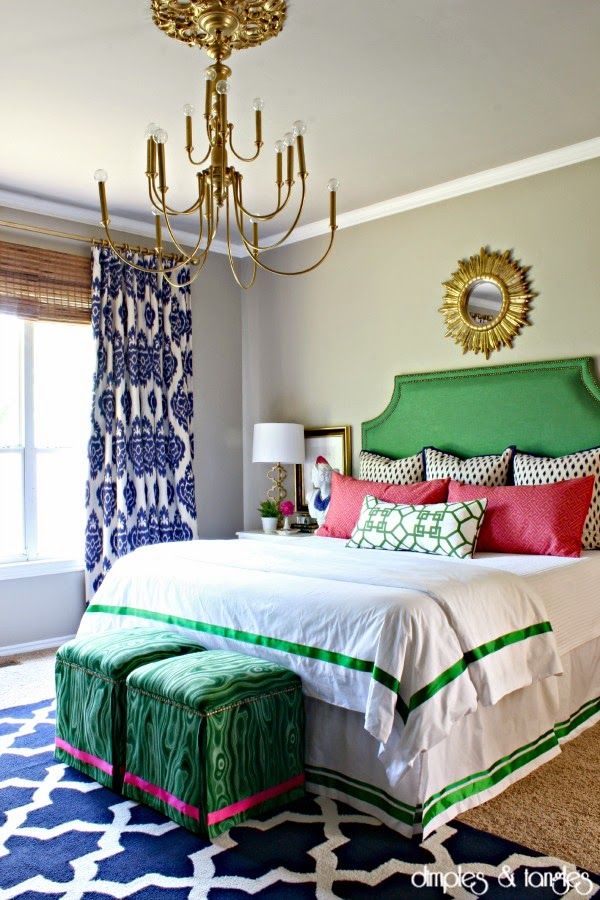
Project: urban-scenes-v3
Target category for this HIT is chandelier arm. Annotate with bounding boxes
[157,182,211,261]
[148,176,204,216]
[99,224,186,274]
[232,177,307,252]
[225,192,258,290]
[160,184,217,286]
[187,139,213,166]
[238,227,336,277]
[165,190,220,287]
[154,182,215,287]
[160,243,213,288]
[185,106,215,165]
[228,125,262,163]
[232,174,292,222]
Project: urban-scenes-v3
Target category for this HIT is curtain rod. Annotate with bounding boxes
[0,218,185,257]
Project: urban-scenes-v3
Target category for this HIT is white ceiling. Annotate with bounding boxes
[1,0,600,241]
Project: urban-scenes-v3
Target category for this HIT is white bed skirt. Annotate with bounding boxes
[305,636,600,839]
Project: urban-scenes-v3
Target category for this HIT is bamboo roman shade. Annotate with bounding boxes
[0,240,92,323]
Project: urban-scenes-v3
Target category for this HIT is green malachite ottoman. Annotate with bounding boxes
[55,628,204,791]
[123,650,305,838]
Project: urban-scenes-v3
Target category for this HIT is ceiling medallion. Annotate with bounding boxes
[440,247,536,358]
[93,0,339,289]
[151,0,287,58]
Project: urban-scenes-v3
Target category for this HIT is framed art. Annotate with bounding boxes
[294,425,352,513]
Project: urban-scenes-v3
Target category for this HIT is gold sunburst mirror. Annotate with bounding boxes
[440,247,536,358]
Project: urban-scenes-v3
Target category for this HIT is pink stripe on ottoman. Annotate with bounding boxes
[207,772,305,826]
[123,771,201,821]
[55,737,113,776]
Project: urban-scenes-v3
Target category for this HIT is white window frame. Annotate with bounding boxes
[0,318,85,578]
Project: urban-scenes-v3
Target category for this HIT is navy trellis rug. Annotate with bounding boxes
[1,700,598,898]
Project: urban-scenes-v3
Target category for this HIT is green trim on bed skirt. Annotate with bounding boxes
[305,764,419,827]
[362,357,600,460]
[422,693,600,827]
[86,605,551,724]
[306,695,600,832]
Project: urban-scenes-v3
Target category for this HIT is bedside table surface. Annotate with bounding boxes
[236,530,315,541]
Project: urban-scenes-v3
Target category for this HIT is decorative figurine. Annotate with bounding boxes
[307,456,337,526]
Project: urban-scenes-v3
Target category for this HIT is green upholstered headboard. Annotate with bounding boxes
[362,357,600,459]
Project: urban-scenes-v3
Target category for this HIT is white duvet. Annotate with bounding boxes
[78,538,562,782]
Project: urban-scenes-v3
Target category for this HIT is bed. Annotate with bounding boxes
[77,356,600,838]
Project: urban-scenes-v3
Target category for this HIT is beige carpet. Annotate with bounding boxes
[0,648,57,708]
[459,721,600,874]
[1,649,598,874]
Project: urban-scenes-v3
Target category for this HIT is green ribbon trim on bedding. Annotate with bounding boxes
[397,621,554,722]
[464,620,553,665]
[307,695,600,830]
[86,604,551,719]
[87,602,378,679]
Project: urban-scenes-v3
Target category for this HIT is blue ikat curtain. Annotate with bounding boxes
[85,246,197,597]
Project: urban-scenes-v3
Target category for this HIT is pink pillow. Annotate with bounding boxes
[447,477,595,557]
[316,471,450,539]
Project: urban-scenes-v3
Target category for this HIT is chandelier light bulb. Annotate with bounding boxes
[204,67,217,81]
[153,128,169,144]
[145,122,159,139]
[216,79,230,95]
[292,119,306,137]
[274,140,285,154]
[283,131,295,146]
[183,103,195,116]
[252,97,265,111]
[94,169,108,183]
[327,178,340,192]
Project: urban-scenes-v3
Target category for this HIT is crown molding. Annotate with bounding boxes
[0,187,243,257]
[2,136,600,257]
[267,136,600,247]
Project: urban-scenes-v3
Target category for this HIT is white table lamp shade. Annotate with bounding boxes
[252,423,305,464]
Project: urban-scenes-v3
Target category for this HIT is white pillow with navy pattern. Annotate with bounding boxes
[347,494,487,559]
[359,450,423,484]
[424,446,513,487]
[513,447,600,550]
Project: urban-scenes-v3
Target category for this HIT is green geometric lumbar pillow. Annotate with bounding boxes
[346,494,487,559]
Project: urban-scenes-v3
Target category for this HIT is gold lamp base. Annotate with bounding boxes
[151,0,287,59]
[266,462,288,506]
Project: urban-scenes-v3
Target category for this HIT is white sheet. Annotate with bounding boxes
[79,538,562,782]
[471,550,600,655]
[310,538,600,655]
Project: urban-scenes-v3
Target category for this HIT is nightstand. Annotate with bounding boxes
[236,530,315,542]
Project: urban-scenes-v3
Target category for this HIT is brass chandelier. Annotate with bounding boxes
[94,0,339,289]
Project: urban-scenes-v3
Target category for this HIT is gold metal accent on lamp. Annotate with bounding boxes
[93,0,339,290]
[440,247,536,359]
[265,463,288,505]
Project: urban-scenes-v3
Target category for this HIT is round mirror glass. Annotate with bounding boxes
[465,280,503,325]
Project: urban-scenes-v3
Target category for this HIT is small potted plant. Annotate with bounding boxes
[258,499,279,533]
[279,499,295,531]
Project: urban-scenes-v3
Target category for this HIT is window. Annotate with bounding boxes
[0,313,94,564]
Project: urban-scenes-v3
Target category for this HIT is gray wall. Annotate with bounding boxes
[242,157,600,527]
[0,208,242,650]
[0,571,85,650]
